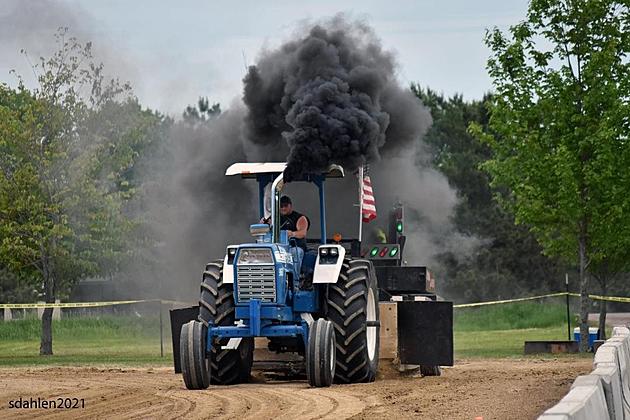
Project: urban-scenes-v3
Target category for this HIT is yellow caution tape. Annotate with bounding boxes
[454,292,568,308]
[0,300,154,309]
[567,293,630,303]
[160,299,196,306]
[455,292,630,308]
[0,299,195,309]
[2,292,630,310]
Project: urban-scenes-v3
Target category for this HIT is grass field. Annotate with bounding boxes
[0,315,171,366]
[0,299,593,366]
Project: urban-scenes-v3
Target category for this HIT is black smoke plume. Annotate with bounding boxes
[243,17,427,181]
[3,6,477,303]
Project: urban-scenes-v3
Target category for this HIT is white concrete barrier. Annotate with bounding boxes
[590,365,623,420]
[608,337,630,385]
[538,381,608,420]
[609,333,630,419]
[595,340,630,418]
[612,327,630,338]
[539,324,630,419]
[594,343,620,367]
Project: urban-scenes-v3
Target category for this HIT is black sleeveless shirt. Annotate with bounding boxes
[280,210,310,250]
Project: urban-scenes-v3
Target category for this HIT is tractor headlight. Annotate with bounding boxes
[226,246,237,264]
[318,246,341,265]
[237,248,274,265]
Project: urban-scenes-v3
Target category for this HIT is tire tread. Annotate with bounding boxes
[326,258,379,384]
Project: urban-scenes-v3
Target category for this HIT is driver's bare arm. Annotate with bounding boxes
[288,216,308,239]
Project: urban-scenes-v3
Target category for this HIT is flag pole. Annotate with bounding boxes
[358,165,364,242]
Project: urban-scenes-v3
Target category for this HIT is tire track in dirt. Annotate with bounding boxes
[306,387,366,419]
[159,391,199,419]
[262,387,322,419]
[162,383,367,420]
[0,369,190,420]
[0,358,593,419]
[0,379,131,420]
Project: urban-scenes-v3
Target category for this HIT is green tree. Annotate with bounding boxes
[183,97,221,123]
[412,86,566,302]
[80,97,173,289]
[0,28,148,354]
[475,0,630,350]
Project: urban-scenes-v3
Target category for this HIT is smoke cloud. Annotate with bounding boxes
[0,1,131,85]
[236,16,478,274]
[3,8,478,299]
[0,0,212,116]
[118,16,478,298]
[243,17,428,181]
[120,104,259,299]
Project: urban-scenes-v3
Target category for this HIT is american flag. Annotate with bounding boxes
[361,171,377,223]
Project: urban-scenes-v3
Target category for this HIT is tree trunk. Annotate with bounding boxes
[578,233,590,352]
[598,278,607,341]
[39,307,53,355]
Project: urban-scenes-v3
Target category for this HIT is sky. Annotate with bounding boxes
[0,0,529,116]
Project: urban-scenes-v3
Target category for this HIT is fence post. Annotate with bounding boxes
[566,273,571,341]
[53,299,61,320]
[159,300,164,358]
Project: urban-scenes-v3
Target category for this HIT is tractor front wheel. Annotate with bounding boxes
[306,318,336,387]
[180,320,210,389]
[198,261,253,385]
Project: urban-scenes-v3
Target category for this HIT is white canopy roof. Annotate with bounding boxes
[225,162,345,179]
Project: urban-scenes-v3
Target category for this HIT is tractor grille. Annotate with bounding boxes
[236,265,276,303]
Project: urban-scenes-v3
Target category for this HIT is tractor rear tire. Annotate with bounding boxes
[180,320,210,389]
[198,261,253,385]
[306,318,336,387]
[326,258,380,383]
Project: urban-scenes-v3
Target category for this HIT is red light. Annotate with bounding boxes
[379,247,389,257]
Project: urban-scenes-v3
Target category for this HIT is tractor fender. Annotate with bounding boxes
[313,245,346,284]
[222,245,238,284]
[222,256,234,284]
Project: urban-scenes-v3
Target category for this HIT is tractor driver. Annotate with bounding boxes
[278,195,310,252]
[260,195,309,273]
[279,195,309,276]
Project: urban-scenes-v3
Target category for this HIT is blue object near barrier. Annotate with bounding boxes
[574,327,600,349]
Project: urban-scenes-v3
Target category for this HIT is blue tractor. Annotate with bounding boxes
[180,162,380,388]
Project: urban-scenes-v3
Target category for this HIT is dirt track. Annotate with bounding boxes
[0,358,591,419]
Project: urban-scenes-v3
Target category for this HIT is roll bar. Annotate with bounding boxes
[270,173,284,243]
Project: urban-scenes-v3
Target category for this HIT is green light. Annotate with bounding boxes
[370,247,379,257]
[396,221,403,233]
[389,247,398,257]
